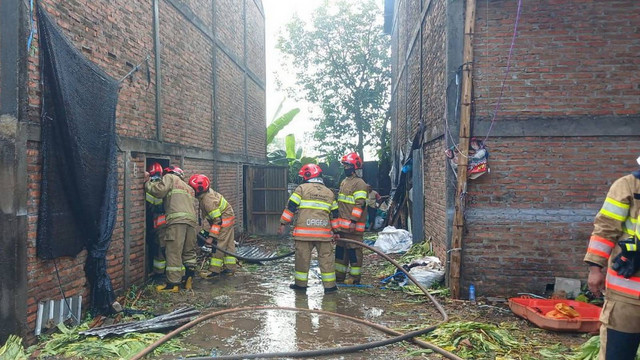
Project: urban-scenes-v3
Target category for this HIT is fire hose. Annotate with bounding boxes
[132,238,462,360]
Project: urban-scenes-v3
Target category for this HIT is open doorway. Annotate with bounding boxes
[144,157,170,276]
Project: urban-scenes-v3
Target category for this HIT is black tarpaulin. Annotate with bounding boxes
[36,6,119,314]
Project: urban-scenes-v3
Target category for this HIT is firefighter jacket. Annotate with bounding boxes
[336,176,368,233]
[145,173,197,227]
[584,171,640,304]
[197,189,235,236]
[145,182,167,229]
[280,181,339,241]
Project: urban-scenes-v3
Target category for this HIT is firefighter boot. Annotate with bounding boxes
[324,286,338,294]
[156,283,180,293]
[182,267,195,290]
[289,284,307,292]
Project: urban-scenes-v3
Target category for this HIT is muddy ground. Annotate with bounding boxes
[121,235,588,359]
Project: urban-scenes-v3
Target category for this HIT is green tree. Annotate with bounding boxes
[277,0,390,160]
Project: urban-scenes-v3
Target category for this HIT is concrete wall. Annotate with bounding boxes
[7,0,266,341]
[389,0,640,297]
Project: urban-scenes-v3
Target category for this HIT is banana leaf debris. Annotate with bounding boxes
[79,306,199,338]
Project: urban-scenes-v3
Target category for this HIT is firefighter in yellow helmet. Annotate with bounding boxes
[335,152,368,285]
[145,166,198,292]
[584,156,640,360]
[279,164,340,293]
[189,174,237,278]
[145,162,167,277]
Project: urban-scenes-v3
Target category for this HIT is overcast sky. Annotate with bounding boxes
[262,0,320,155]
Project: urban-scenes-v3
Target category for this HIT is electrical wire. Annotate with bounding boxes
[132,238,461,360]
[52,258,80,323]
[482,0,523,143]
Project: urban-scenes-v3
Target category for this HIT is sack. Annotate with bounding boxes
[409,266,445,288]
[373,226,413,254]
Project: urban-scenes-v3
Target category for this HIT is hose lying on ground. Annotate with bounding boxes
[132,238,462,360]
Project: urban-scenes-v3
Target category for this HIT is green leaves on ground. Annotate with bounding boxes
[35,322,188,359]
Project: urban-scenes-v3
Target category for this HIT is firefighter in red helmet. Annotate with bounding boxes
[279,164,340,293]
[145,164,198,292]
[189,174,237,278]
[145,163,167,277]
[335,152,368,284]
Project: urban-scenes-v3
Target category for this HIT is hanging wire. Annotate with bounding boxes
[482,0,523,143]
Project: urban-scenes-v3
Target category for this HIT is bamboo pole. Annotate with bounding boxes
[449,0,476,299]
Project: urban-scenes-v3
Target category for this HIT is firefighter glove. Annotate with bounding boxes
[612,237,639,278]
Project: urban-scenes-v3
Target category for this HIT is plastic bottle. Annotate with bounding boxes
[469,284,476,305]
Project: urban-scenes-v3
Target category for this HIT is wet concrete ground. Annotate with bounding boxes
[147,237,436,359]
[143,236,585,359]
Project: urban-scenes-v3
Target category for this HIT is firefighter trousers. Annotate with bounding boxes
[209,225,236,274]
[335,233,363,283]
[152,226,167,275]
[599,299,640,360]
[294,240,336,289]
[164,223,197,284]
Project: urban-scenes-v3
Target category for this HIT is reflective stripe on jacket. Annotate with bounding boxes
[281,182,337,241]
[198,189,235,236]
[145,173,197,226]
[337,176,368,232]
[584,172,640,304]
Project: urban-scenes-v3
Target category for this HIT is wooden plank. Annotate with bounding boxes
[449,0,476,300]
[252,187,288,191]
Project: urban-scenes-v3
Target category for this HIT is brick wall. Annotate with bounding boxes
[463,0,640,296]
[159,1,214,148]
[390,0,640,297]
[474,0,640,119]
[463,138,640,296]
[390,0,449,262]
[21,0,265,340]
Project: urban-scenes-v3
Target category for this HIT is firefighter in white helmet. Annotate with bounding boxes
[279,164,340,293]
[335,152,368,285]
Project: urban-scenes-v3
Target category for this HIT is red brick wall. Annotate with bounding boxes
[474,0,640,118]
[463,138,640,296]
[22,0,265,340]
[215,162,244,230]
[391,0,449,262]
[216,51,246,155]
[390,0,640,297]
[464,0,640,296]
[159,1,214,148]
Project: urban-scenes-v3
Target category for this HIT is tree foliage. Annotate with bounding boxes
[277,0,390,160]
[266,108,300,145]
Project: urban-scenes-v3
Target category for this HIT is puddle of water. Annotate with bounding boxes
[172,249,411,358]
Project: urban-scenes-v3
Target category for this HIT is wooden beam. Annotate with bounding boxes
[449,0,476,299]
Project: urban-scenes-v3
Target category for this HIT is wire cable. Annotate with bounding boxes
[482,0,523,143]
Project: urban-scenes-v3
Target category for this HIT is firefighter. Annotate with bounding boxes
[335,152,368,285]
[278,164,340,293]
[188,174,237,278]
[145,162,167,277]
[584,156,640,360]
[145,166,198,292]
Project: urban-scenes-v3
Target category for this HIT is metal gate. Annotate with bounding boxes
[244,166,289,235]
